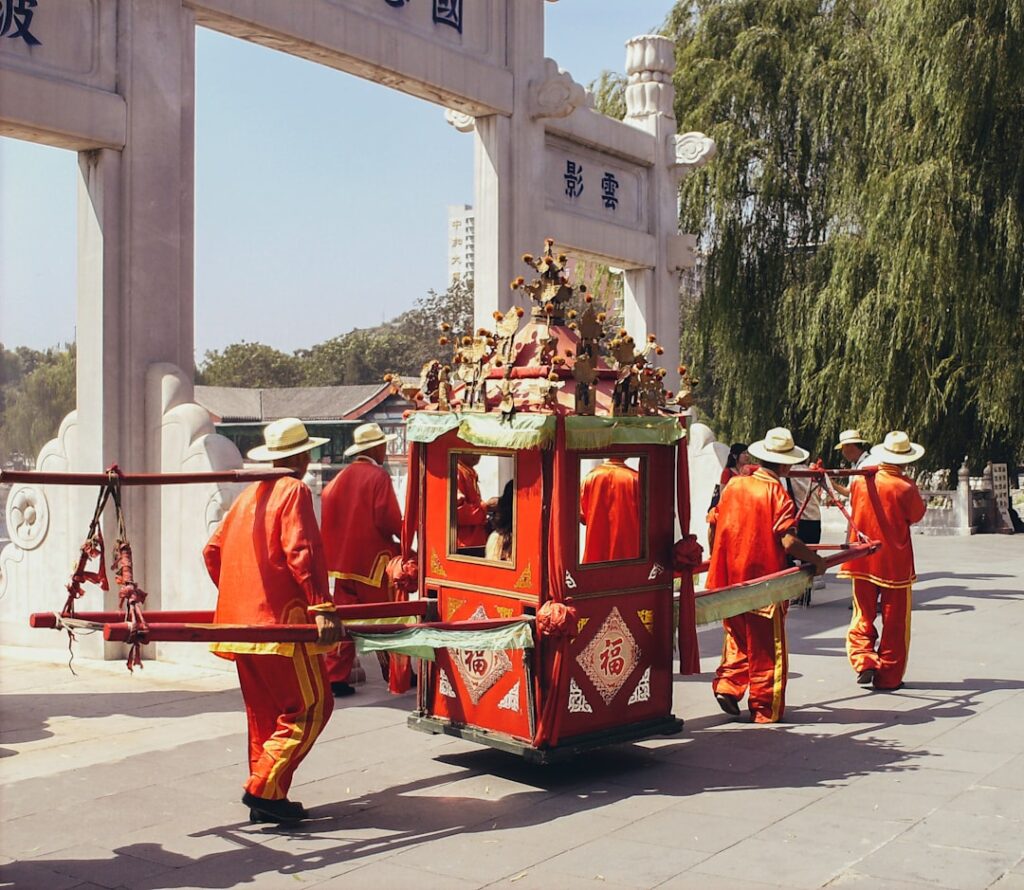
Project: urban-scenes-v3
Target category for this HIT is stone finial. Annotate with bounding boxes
[670,132,716,174]
[529,58,589,120]
[445,108,475,133]
[624,35,675,119]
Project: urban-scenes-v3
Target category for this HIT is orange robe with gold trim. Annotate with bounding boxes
[455,462,489,549]
[203,476,334,800]
[706,468,796,723]
[320,456,402,683]
[839,466,926,689]
[579,460,641,562]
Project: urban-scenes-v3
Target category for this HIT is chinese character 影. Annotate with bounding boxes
[564,160,584,199]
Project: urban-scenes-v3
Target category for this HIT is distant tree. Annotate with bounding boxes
[0,345,76,463]
[197,342,302,388]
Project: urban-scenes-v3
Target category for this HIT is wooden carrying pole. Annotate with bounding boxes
[0,468,297,486]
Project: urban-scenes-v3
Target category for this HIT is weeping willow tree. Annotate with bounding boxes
[668,0,1024,471]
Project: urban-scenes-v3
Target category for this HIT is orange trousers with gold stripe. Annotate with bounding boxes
[713,605,788,723]
[235,646,333,800]
[847,579,911,690]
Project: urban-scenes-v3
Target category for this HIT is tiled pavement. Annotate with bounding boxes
[2,535,1023,889]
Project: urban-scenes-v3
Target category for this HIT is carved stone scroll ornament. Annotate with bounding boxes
[529,58,589,121]
[445,108,475,133]
[671,132,717,175]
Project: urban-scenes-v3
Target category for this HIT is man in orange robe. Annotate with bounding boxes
[839,431,926,690]
[455,452,494,553]
[320,422,402,695]
[707,428,825,723]
[579,457,641,562]
[204,418,343,824]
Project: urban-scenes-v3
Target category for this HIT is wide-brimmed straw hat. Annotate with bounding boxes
[247,417,329,462]
[344,422,397,457]
[870,430,925,465]
[748,427,810,466]
[834,428,868,450]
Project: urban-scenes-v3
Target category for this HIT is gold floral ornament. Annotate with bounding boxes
[608,331,666,416]
[512,239,581,323]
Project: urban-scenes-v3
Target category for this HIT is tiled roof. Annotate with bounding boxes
[195,383,393,422]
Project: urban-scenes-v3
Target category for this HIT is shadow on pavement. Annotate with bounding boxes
[0,688,240,747]
[7,671,1017,889]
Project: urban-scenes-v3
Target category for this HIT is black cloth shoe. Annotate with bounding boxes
[715,692,741,716]
[243,792,308,823]
[857,669,876,686]
[331,681,356,697]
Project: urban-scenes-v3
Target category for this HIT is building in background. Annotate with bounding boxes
[447,204,475,283]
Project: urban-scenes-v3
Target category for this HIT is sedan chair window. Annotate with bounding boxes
[450,451,516,563]
[579,455,646,565]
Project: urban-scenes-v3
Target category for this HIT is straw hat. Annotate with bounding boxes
[834,429,868,450]
[247,417,329,462]
[344,422,397,457]
[870,430,925,465]
[748,427,810,466]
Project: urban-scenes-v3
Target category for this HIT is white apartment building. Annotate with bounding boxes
[447,204,475,283]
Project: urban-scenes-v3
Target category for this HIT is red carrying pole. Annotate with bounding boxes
[29,600,430,630]
[102,616,524,644]
[0,468,298,486]
[787,467,878,478]
[694,541,880,600]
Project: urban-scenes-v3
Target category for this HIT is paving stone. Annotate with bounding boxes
[316,860,483,889]
[30,843,172,889]
[853,838,1018,890]
[690,837,861,889]
[898,810,1024,856]
[541,836,711,887]
[388,832,551,883]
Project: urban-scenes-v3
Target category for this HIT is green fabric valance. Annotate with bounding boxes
[405,410,685,451]
[565,415,686,450]
[351,619,535,661]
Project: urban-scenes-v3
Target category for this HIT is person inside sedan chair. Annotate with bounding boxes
[204,417,344,824]
[706,427,826,723]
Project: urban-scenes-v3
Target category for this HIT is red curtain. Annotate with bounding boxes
[531,415,577,748]
[675,428,702,675]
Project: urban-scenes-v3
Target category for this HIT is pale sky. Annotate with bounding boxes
[0,1,676,360]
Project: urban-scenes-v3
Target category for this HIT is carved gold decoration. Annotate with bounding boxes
[496,605,515,619]
[637,609,654,635]
[577,616,589,635]
[430,549,447,577]
[446,597,465,620]
[513,563,533,590]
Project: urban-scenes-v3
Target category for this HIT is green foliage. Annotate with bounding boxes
[196,280,474,388]
[589,70,628,120]
[669,0,1024,470]
[0,344,76,464]
[197,342,302,388]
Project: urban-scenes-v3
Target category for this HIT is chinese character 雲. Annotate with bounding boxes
[601,172,619,210]
[1,0,41,46]
[564,160,584,199]
[433,0,462,33]
[599,636,625,675]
